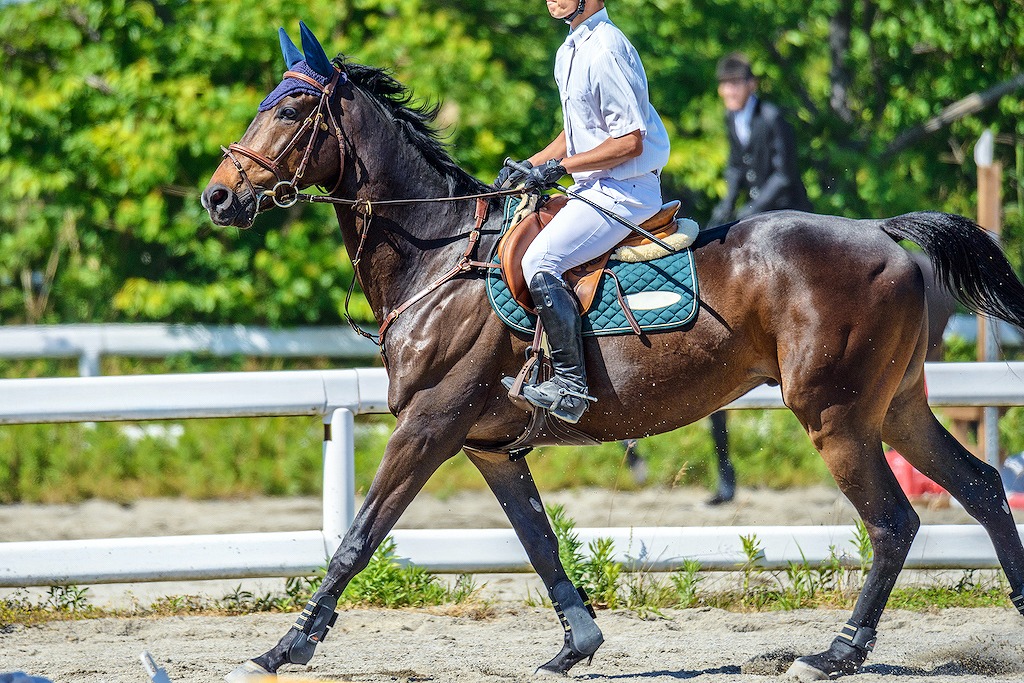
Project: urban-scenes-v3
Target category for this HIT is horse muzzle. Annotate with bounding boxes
[201,182,258,228]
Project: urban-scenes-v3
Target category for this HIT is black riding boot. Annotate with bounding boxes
[521,271,595,424]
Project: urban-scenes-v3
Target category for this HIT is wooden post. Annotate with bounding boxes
[976,150,1003,467]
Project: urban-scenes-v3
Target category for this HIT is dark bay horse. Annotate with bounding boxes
[707,250,960,505]
[203,24,1024,682]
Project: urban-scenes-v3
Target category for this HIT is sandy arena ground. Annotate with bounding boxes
[3,486,1024,682]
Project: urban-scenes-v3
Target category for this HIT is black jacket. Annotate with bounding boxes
[710,97,811,227]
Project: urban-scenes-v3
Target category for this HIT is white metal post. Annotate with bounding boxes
[322,407,355,553]
[78,348,101,377]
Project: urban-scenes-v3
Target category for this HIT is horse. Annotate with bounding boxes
[706,250,961,505]
[202,23,1024,682]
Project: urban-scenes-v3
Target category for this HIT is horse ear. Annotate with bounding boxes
[299,21,334,77]
[278,28,304,69]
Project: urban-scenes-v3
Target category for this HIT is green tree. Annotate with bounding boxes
[1,0,1020,326]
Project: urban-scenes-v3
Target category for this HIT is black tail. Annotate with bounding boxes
[882,211,1024,330]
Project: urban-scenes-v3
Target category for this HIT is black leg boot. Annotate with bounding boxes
[521,271,595,424]
[536,580,604,675]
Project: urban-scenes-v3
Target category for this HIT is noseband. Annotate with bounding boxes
[221,68,346,226]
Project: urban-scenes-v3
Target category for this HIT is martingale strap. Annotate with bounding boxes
[370,199,495,363]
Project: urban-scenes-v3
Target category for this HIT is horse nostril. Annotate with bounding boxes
[203,184,234,213]
[210,187,229,208]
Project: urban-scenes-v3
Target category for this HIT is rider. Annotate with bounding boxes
[496,0,670,424]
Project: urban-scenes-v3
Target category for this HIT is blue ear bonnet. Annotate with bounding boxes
[259,23,347,112]
[258,61,346,112]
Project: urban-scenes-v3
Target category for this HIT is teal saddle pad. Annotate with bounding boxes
[485,197,699,337]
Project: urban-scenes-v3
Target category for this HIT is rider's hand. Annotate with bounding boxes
[522,159,567,192]
[494,160,532,189]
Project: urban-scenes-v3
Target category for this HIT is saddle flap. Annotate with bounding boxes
[565,256,609,314]
[497,197,681,315]
[497,195,568,312]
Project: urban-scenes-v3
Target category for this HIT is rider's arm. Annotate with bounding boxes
[528,132,568,168]
[528,129,642,176]
[560,129,642,174]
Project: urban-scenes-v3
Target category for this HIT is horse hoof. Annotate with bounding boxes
[224,661,274,682]
[706,491,734,506]
[784,658,830,681]
[535,643,597,675]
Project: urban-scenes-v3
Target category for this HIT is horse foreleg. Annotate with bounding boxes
[230,412,466,679]
[467,450,604,674]
[788,417,919,681]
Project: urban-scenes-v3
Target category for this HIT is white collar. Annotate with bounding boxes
[738,93,758,121]
[564,7,609,49]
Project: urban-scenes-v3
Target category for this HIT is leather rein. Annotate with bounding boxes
[220,66,521,358]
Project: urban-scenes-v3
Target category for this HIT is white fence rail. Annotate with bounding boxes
[0,324,379,376]
[0,362,1023,586]
[0,316,1016,378]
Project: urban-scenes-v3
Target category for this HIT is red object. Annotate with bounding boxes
[885,449,947,498]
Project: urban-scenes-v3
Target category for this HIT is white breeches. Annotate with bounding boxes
[521,173,663,284]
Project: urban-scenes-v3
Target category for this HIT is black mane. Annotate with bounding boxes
[337,58,488,195]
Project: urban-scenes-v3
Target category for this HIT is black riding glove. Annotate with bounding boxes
[494,160,532,189]
[522,159,567,192]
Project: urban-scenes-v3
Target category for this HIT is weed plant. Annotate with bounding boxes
[538,510,1012,615]
[0,587,99,627]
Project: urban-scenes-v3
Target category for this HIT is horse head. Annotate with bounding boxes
[202,22,348,228]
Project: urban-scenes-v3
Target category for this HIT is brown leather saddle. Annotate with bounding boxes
[496,195,682,314]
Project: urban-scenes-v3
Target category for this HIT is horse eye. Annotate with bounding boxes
[280,106,298,121]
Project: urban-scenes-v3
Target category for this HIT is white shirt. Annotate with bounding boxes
[734,94,757,147]
[554,9,670,182]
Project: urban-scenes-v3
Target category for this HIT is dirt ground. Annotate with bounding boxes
[3,486,1024,682]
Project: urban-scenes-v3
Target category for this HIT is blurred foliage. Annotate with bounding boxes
[0,357,830,503]
[0,410,830,504]
[0,0,1022,325]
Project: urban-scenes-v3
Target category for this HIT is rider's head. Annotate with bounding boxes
[716,52,758,112]
[546,0,604,26]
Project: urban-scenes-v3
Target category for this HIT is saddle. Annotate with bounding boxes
[497,195,684,314]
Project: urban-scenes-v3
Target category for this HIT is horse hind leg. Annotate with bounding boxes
[467,450,604,674]
[785,417,919,681]
[780,341,921,679]
[883,383,1024,609]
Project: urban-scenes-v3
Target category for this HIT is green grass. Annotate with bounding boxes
[3,530,1011,626]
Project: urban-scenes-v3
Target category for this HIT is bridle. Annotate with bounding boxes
[220,68,347,227]
[217,65,522,358]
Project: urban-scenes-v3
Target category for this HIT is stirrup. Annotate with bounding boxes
[524,382,598,423]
